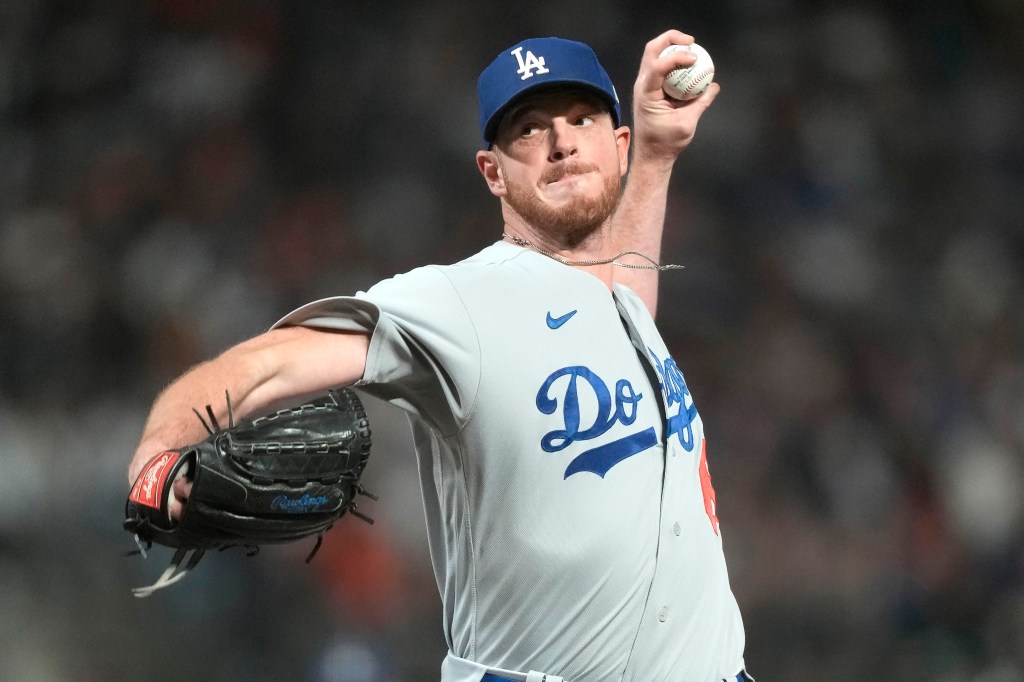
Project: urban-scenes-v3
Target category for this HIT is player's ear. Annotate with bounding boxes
[476,150,506,196]
[615,125,631,177]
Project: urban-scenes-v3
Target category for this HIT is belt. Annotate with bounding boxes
[481,673,559,682]
[482,673,753,682]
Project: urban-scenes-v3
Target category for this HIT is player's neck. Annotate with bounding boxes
[501,219,616,287]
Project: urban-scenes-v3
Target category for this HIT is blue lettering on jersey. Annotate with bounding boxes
[648,349,698,451]
[536,366,658,478]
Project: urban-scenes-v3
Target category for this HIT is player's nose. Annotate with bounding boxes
[548,119,579,162]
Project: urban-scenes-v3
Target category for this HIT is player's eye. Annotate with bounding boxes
[520,122,542,138]
[574,115,595,127]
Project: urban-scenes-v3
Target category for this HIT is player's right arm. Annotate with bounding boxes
[612,29,719,318]
[128,325,369,487]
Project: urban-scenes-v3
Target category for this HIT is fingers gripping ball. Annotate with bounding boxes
[661,43,715,101]
[124,388,375,597]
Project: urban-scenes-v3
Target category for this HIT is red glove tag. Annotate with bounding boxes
[129,451,182,510]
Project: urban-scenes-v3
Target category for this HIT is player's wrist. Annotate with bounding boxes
[628,145,680,175]
[630,124,692,164]
[128,438,173,484]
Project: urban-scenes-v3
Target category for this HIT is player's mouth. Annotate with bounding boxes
[547,173,586,188]
[543,162,598,185]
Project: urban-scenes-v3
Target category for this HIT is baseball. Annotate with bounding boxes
[661,43,715,101]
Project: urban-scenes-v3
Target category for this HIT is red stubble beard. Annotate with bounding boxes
[501,161,623,246]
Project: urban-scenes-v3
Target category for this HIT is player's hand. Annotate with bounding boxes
[630,29,720,164]
[169,476,192,521]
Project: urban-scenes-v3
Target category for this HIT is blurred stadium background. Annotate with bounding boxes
[1,0,1023,680]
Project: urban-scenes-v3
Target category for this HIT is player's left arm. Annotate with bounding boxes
[612,29,720,318]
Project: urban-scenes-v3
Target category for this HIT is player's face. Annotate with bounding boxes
[483,92,630,241]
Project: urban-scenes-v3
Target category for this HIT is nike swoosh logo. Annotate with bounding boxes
[546,310,578,329]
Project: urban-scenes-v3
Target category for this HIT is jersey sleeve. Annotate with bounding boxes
[272,266,480,437]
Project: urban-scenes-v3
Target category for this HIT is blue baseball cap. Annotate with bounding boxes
[477,37,621,148]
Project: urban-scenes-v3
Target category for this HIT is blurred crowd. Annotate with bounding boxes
[1,0,1023,680]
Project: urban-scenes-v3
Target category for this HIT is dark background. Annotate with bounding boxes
[1,0,1023,680]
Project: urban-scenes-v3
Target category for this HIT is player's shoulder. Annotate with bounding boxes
[360,243,513,301]
[445,240,533,270]
[368,241,576,304]
[420,241,538,283]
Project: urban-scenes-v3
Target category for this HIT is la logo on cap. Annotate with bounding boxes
[511,46,549,81]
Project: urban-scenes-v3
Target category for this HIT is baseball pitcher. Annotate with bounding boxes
[126,29,752,682]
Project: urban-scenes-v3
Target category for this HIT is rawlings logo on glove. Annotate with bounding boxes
[129,451,181,509]
[124,388,375,597]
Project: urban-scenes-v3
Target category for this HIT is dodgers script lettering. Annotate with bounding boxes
[648,350,698,452]
[536,366,658,478]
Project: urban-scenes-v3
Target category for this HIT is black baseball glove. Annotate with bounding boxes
[124,388,374,597]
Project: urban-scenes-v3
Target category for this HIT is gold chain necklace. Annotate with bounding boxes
[502,233,684,271]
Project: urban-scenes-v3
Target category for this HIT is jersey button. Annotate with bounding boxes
[672,522,681,536]
[657,607,669,622]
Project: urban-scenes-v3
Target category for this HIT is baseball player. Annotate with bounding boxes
[129,30,752,682]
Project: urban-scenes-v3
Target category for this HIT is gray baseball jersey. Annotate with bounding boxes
[275,240,746,681]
